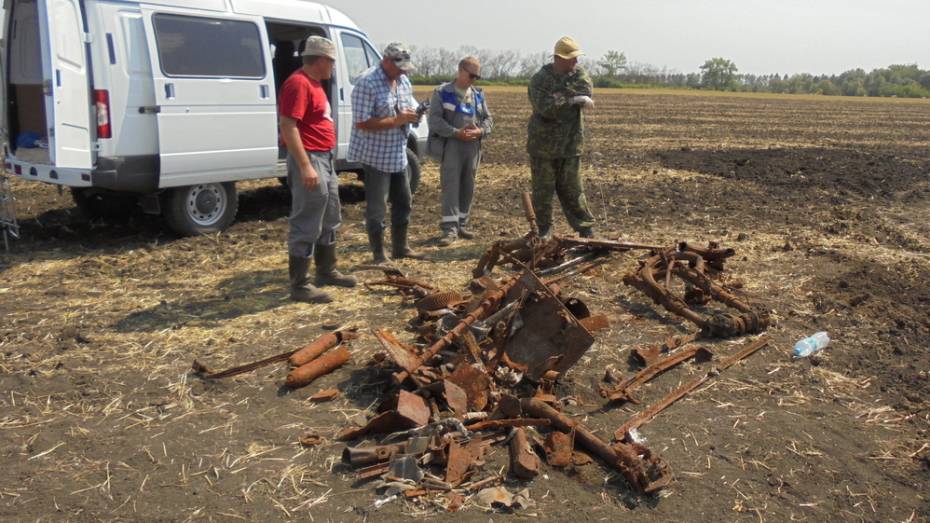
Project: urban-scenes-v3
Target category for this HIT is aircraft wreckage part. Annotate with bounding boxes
[614,336,771,440]
[633,332,701,367]
[624,249,770,338]
[502,270,595,381]
[285,346,351,389]
[416,291,468,313]
[520,399,672,494]
[392,275,521,385]
[510,428,541,479]
[602,345,714,403]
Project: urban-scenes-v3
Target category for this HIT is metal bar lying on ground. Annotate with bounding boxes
[614,336,771,440]
[521,398,672,494]
[601,344,714,403]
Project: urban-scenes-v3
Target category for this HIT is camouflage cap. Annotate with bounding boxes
[301,35,337,60]
[554,36,584,60]
[383,42,416,73]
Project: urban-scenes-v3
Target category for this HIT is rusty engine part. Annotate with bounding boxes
[623,244,771,338]
[633,332,700,366]
[601,344,714,403]
[614,336,771,441]
[521,398,672,494]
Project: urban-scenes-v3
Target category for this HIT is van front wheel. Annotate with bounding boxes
[163,182,238,236]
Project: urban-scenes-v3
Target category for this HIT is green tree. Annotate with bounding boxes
[597,50,628,78]
[699,57,738,90]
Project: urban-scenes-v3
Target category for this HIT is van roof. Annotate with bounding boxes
[123,0,362,32]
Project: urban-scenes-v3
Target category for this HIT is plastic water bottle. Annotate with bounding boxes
[793,332,830,358]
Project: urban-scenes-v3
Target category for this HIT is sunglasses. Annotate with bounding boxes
[391,54,410,63]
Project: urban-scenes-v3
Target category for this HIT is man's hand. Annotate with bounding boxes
[571,95,595,110]
[301,165,320,191]
[395,109,420,126]
[456,126,482,142]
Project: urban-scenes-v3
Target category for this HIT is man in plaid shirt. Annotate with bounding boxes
[349,43,421,263]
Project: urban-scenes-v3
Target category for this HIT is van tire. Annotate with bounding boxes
[406,148,421,195]
[70,188,137,220]
[163,182,238,236]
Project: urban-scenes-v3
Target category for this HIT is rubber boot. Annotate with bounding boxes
[314,244,357,288]
[578,227,595,239]
[289,256,332,303]
[391,224,420,259]
[368,229,389,264]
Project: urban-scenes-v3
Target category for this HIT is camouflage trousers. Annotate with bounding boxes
[529,155,595,233]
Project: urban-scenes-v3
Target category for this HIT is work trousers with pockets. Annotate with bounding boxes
[362,164,412,235]
[439,139,480,233]
[287,151,341,258]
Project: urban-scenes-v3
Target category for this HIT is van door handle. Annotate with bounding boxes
[139,106,161,114]
[259,84,269,99]
[340,88,344,101]
[164,83,176,99]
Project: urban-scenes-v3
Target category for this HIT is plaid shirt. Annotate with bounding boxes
[348,65,415,173]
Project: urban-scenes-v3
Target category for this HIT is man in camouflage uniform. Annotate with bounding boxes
[527,36,596,238]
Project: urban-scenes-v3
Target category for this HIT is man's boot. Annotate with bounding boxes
[391,224,422,259]
[438,228,457,247]
[289,256,332,303]
[457,222,475,240]
[368,229,389,264]
[578,227,595,239]
[314,244,357,288]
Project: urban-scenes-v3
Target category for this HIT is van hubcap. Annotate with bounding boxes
[186,184,226,226]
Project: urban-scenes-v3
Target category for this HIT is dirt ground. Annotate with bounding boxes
[1,87,929,522]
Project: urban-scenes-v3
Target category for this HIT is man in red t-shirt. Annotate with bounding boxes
[280,35,356,304]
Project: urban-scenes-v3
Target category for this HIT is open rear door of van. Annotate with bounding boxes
[139,5,278,188]
[37,0,93,169]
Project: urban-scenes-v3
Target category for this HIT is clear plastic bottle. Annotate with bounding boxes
[793,332,830,358]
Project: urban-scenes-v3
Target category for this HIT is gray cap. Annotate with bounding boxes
[382,42,415,72]
[301,36,336,60]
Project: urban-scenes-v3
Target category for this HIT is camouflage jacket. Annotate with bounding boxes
[526,64,593,158]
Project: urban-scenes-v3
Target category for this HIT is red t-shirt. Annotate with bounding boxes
[278,71,336,152]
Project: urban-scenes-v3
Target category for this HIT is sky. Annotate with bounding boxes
[326,0,930,75]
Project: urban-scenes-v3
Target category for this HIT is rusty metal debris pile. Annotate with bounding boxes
[192,193,775,513]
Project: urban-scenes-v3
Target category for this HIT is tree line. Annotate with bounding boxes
[406,45,930,99]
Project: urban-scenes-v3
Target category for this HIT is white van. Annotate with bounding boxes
[1,0,428,235]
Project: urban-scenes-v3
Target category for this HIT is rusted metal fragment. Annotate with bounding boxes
[578,314,610,333]
[356,462,391,481]
[615,336,771,440]
[544,430,574,467]
[416,291,468,313]
[521,398,671,494]
[446,492,466,512]
[510,428,541,479]
[393,275,520,385]
[601,345,714,403]
[309,388,340,402]
[440,380,468,416]
[446,438,485,486]
[375,329,422,374]
[447,363,491,411]
[503,270,595,380]
[299,432,323,447]
[342,443,407,468]
[285,346,350,389]
[338,391,430,441]
[633,332,700,366]
[365,272,435,300]
[466,418,551,432]
[490,394,522,420]
[572,451,593,466]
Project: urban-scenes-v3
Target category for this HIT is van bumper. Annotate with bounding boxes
[4,154,92,188]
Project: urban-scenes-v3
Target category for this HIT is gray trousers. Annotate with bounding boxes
[439,140,480,233]
[288,151,341,258]
[362,164,412,234]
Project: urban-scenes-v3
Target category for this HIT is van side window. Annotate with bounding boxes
[340,33,370,84]
[152,14,264,78]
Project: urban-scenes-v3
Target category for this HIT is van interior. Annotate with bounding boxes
[266,23,332,160]
[5,0,51,165]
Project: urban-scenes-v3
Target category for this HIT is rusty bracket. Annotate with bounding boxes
[614,336,771,440]
[601,344,714,403]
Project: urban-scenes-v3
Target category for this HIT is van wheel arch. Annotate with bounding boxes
[163,182,238,236]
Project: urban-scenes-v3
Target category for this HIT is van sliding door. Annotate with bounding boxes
[139,7,277,187]
[37,0,93,169]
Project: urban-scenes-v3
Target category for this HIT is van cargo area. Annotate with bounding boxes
[6,0,51,165]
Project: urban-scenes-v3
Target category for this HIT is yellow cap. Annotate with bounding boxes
[554,36,584,59]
